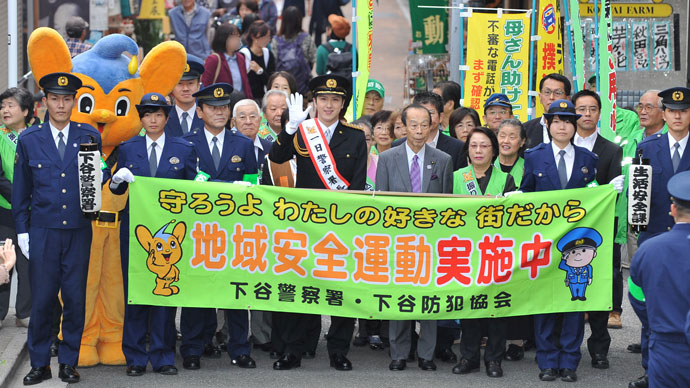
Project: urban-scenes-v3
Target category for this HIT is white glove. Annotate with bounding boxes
[17,233,29,260]
[112,168,135,184]
[232,180,253,186]
[503,190,523,197]
[285,93,312,135]
[609,175,625,193]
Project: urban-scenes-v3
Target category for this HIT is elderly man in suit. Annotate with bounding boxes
[376,103,453,372]
[524,74,572,149]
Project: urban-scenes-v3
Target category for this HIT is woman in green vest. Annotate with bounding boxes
[0,87,34,326]
[453,126,516,196]
[495,118,527,188]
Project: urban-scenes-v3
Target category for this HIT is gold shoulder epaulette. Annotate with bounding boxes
[293,135,309,157]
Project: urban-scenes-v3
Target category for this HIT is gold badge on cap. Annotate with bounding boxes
[58,76,68,86]
[169,157,179,164]
[151,94,159,101]
[326,78,337,88]
[231,155,242,163]
[673,91,684,101]
[185,64,190,72]
[214,87,224,98]
[581,166,588,174]
[560,102,568,108]
[576,239,585,245]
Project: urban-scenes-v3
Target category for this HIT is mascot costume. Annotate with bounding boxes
[27,27,186,366]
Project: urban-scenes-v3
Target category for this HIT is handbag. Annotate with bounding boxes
[212,52,222,83]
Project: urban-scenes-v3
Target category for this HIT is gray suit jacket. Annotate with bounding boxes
[376,143,453,194]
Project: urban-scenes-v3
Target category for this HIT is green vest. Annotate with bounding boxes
[494,157,524,188]
[453,165,509,196]
[0,130,20,209]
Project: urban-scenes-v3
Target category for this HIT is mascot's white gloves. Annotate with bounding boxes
[285,93,312,135]
[17,233,29,260]
[609,175,625,193]
[503,190,523,197]
[112,168,135,185]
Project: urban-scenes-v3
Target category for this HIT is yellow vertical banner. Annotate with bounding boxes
[535,0,564,117]
[139,0,167,19]
[464,12,531,122]
[345,0,374,121]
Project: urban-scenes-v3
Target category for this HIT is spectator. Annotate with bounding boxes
[524,73,571,148]
[202,23,253,99]
[351,117,377,191]
[64,16,92,58]
[258,0,278,36]
[310,0,343,47]
[371,110,393,155]
[362,79,385,116]
[169,0,212,59]
[239,20,275,101]
[433,81,462,135]
[315,14,352,77]
[271,6,316,94]
[448,107,481,142]
[267,71,298,95]
[390,110,405,139]
[258,89,288,141]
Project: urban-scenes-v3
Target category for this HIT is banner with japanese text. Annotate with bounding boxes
[535,0,564,118]
[346,0,374,121]
[409,0,448,54]
[598,0,617,141]
[128,179,615,319]
[464,12,531,122]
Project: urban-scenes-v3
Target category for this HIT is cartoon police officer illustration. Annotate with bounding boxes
[557,227,603,301]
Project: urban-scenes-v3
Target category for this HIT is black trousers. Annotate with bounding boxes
[612,243,623,313]
[436,326,457,353]
[326,316,355,356]
[0,217,31,320]
[460,318,507,363]
[587,311,611,356]
[272,312,321,357]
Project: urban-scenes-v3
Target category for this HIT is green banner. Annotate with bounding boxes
[568,0,585,92]
[128,179,615,319]
[598,0,617,141]
[410,0,448,54]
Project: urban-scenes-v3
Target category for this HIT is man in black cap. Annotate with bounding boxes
[165,54,205,137]
[269,74,367,371]
[13,72,104,385]
[629,86,690,388]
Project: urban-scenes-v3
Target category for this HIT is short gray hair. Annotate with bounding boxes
[262,90,288,112]
[233,99,260,118]
[642,90,663,108]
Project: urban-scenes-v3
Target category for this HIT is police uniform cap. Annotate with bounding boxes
[543,99,581,119]
[181,54,205,81]
[193,83,234,106]
[39,72,82,95]
[484,93,512,109]
[136,92,172,113]
[668,170,690,209]
[309,75,350,98]
[557,227,603,252]
[658,87,690,110]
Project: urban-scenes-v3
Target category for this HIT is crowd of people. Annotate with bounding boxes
[0,1,689,388]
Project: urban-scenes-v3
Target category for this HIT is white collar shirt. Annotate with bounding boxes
[204,128,226,155]
[175,104,196,132]
[574,130,598,152]
[49,121,70,149]
[668,131,689,159]
[145,133,165,166]
[551,141,575,181]
[405,141,426,176]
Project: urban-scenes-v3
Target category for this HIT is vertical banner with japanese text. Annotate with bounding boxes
[464,12,531,121]
[535,0,564,117]
[598,0,617,141]
[410,0,448,54]
[128,179,615,319]
[345,0,374,121]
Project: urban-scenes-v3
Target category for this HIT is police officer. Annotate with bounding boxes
[13,72,105,385]
[482,93,514,132]
[109,93,198,377]
[181,83,258,370]
[630,87,690,388]
[269,75,367,371]
[165,54,205,137]
[629,170,690,388]
[520,100,599,383]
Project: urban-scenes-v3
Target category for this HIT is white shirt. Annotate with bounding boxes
[551,141,575,181]
[253,135,263,164]
[204,128,225,155]
[405,141,426,175]
[145,133,165,166]
[540,116,551,144]
[574,130,598,152]
[318,119,338,143]
[175,104,196,132]
[668,131,689,159]
[49,121,70,149]
[427,127,441,148]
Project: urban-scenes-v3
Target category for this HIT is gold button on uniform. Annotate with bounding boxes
[62,188,66,193]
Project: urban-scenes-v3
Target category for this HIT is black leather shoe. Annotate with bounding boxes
[628,374,648,388]
[270,351,283,359]
[155,365,178,375]
[504,344,525,361]
[485,360,503,377]
[435,348,458,363]
[49,340,59,357]
[329,353,352,371]
[58,364,80,383]
[352,336,368,347]
[560,368,578,382]
[591,353,609,369]
[539,368,559,381]
[231,354,257,368]
[126,365,146,376]
[302,350,316,359]
[203,343,222,358]
[183,356,201,370]
[418,358,437,371]
[627,343,642,353]
[23,366,51,385]
[273,353,301,370]
[389,359,406,371]
[452,358,480,374]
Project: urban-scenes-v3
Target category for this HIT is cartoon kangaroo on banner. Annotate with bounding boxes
[27,27,186,367]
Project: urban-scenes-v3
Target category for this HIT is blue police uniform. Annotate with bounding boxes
[165,54,205,138]
[179,84,257,365]
[629,171,690,388]
[111,93,197,372]
[519,100,599,379]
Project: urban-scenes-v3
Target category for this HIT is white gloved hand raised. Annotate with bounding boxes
[285,93,312,135]
[609,174,625,193]
[17,233,29,260]
[112,167,135,184]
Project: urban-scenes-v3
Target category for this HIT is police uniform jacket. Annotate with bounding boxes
[269,120,367,190]
[519,142,598,192]
[12,121,104,233]
[164,107,204,138]
[182,127,257,182]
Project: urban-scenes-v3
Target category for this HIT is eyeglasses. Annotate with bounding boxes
[486,110,509,117]
[469,143,491,149]
[635,104,660,113]
[236,114,259,122]
[575,106,600,114]
[541,89,566,98]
